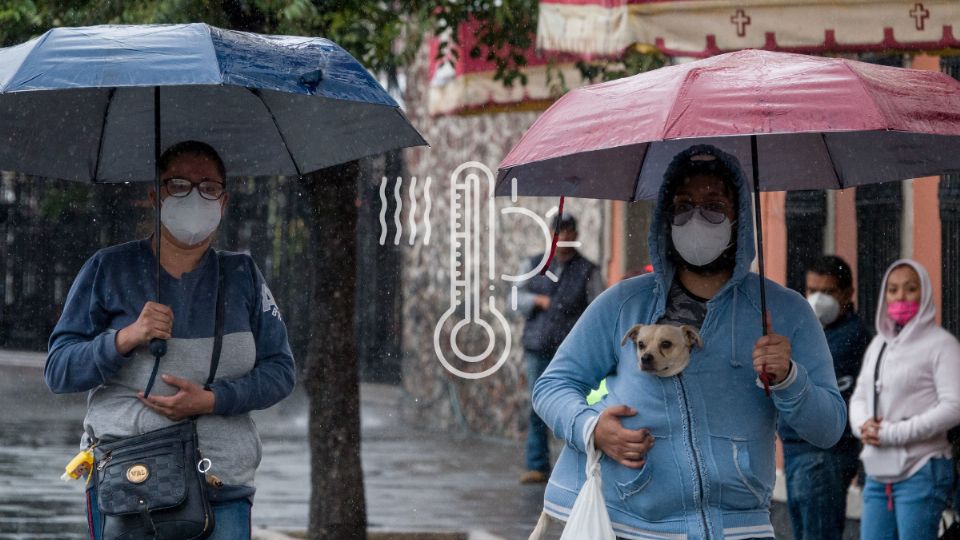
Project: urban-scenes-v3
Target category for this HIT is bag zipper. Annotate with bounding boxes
[96,441,177,472]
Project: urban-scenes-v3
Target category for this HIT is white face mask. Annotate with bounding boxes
[670,212,733,267]
[160,191,222,246]
[807,292,840,326]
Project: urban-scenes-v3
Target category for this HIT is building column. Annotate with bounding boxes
[856,182,902,325]
[784,191,826,294]
[938,56,960,335]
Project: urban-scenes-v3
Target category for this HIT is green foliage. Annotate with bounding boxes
[2,0,663,96]
[0,0,42,45]
[575,44,668,85]
[428,0,539,88]
[37,181,91,220]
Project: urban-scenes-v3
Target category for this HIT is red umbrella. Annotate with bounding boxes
[495,49,960,392]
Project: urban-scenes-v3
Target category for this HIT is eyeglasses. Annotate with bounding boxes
[162,178,226,201]
[669,201,730,226]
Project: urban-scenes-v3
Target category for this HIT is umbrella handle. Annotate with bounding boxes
[150,338,167,357]
[539,196,566,276]
[751,135,772,397]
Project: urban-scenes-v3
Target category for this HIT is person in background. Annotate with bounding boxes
[516,214,604,484]
[849,259,960,540]
[780,255,870,539]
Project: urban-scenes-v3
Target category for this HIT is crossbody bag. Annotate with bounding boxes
[92,253,226,540]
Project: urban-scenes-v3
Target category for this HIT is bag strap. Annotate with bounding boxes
[143,252,226,397]
[872,341,888,421]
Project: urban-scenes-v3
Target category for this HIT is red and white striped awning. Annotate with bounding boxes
[538,0,960,57]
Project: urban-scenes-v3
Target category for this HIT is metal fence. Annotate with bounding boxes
[0,169,402,383]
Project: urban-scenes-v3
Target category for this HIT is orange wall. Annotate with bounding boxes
[911,54,943,322]
[760,192,787,286]
[833,189,860,305]
[913,176,942,321]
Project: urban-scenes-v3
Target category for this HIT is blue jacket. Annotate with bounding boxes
[779,309,870,454]
[532,146,845,539]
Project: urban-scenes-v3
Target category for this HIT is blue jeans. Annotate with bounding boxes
[783,446,859,540]
[860,457,953,540]
[525,349,553,472]
[87,486,251,540]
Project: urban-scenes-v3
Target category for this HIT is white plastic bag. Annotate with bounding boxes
[559,416,616,540]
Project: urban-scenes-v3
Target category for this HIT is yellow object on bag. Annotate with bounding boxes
[62,449,94,482]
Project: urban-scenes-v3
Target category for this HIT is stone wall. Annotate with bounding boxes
[397,54,608,441]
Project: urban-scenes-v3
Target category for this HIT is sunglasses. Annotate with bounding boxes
[669,201,730,226]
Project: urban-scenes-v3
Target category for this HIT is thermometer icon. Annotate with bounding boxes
[433,161,511,379]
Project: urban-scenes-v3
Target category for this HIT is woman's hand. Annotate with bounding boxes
[116,301,174,355]
[593,405,655,469]
[860,417,883,446]
[138,374,215,421]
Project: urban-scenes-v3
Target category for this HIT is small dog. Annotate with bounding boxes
[527,324,704,540]
[620,324,702,377]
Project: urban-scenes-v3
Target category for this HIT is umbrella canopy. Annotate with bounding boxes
[496,49,960,393]
[496,49,960,200]
[0,23,428,378]
[0,23,427,182]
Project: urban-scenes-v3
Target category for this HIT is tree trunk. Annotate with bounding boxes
[301,160,367,540]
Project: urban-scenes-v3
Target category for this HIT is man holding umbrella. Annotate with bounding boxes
[532,144,845,539]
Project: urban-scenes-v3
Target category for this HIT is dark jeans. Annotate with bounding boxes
[784,445,859,540]
[525,349,553,472]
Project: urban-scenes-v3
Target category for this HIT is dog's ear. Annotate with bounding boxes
[621,324,644,347]
[681,325,703,349]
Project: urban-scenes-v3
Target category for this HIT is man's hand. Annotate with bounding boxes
[533,295,551,310]
[860,417,883,446]
[116,301,173,355]
[753,312,792,385]
[593,405,655,469]
[138,374,215,421]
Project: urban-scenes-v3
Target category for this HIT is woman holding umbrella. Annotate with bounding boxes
[45,141,296,539]
[849,259,960,539]
[532,145,845,539]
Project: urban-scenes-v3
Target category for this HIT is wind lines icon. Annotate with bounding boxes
[379,175,432,246]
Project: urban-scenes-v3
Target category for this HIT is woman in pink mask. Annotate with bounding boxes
[849,259,960,539]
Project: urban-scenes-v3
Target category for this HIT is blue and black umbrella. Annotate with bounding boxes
[0,23,427,384]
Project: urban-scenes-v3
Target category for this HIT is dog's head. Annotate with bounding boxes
[620,324,702,377]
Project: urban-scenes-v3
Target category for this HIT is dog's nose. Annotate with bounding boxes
[640,353,654,368]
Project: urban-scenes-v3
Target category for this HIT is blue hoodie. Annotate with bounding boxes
[532,145,845,539]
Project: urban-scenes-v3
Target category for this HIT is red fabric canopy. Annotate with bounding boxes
[496,49,960,200]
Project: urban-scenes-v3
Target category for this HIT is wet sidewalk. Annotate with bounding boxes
[0,351,545,539]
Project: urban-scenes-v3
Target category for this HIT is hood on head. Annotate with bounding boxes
[875,258,935,341]
[647,144,756,301]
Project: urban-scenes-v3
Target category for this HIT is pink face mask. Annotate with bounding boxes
[887,301,920,325]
